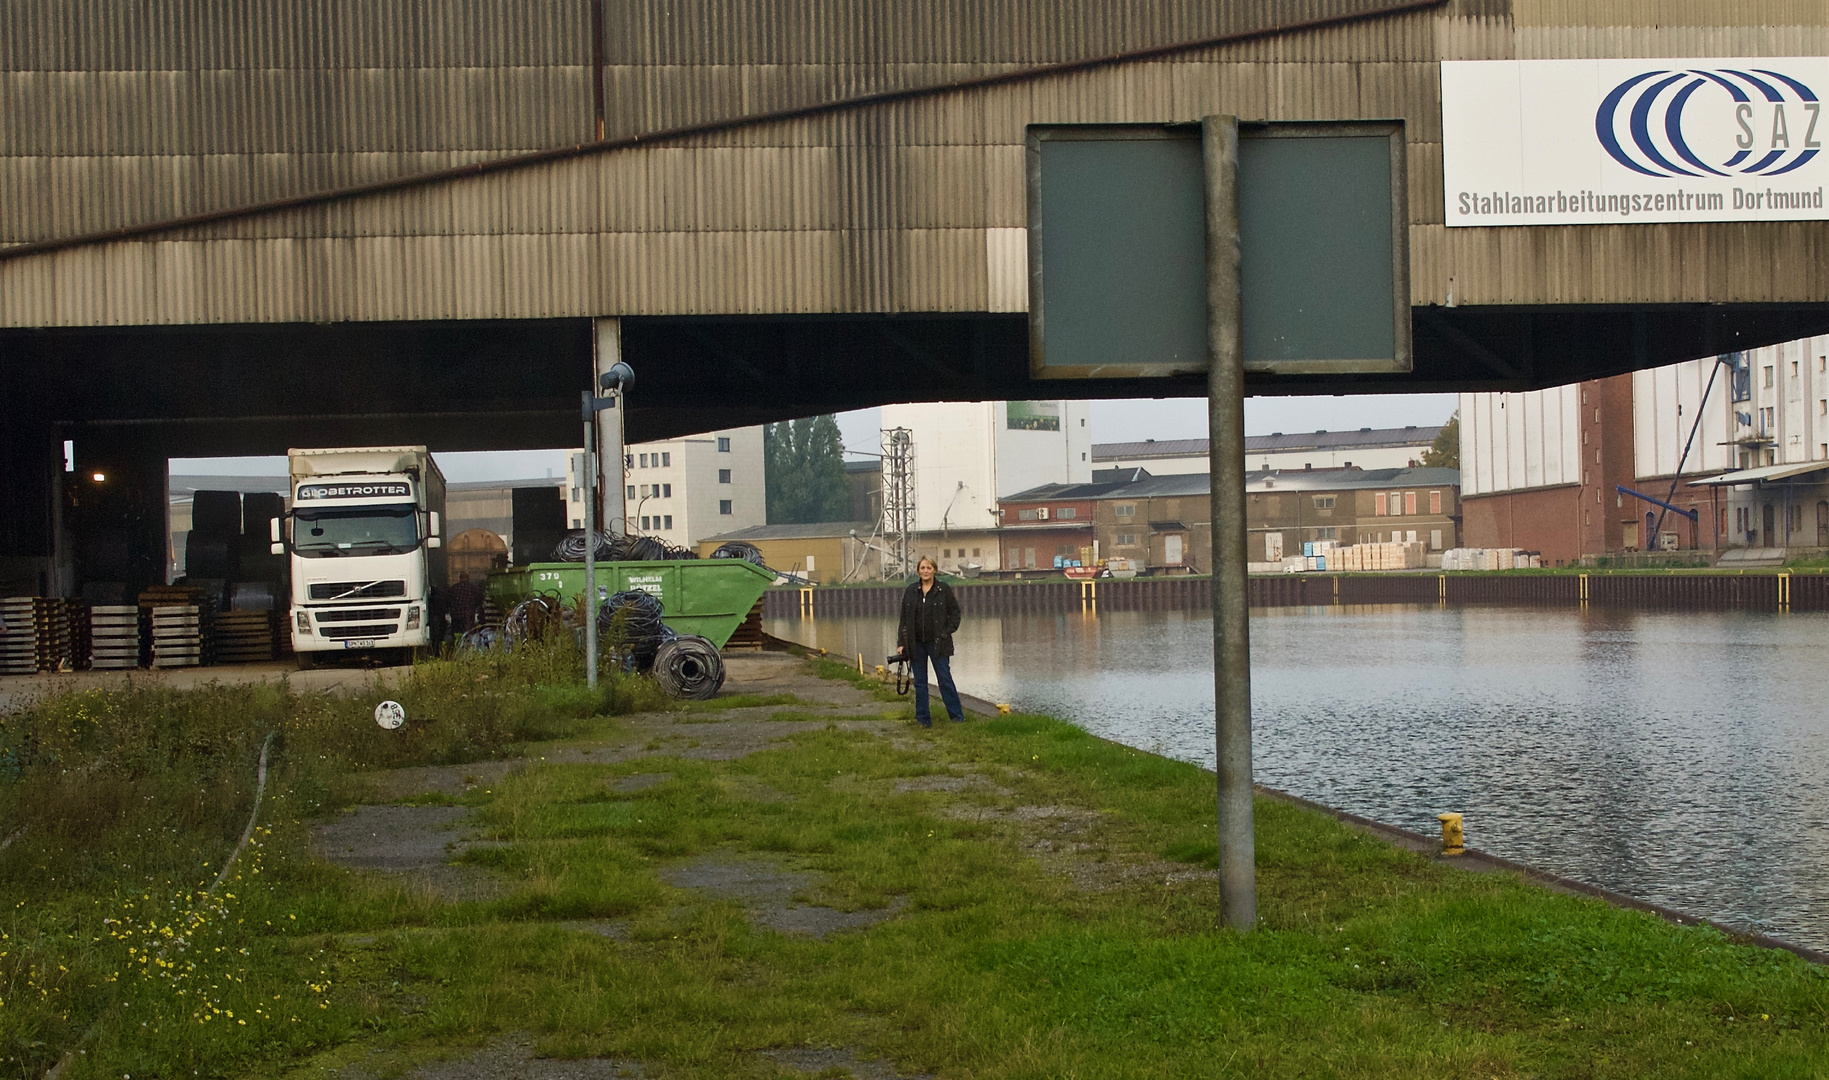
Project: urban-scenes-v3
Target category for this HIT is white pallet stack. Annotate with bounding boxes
[150,605,203,668]
[89,605,142,670]
[0,597,36,675]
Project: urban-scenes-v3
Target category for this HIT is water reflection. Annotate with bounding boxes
[767,604,1829,950]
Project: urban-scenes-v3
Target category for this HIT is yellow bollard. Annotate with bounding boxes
[1437,812,1465,856]
[858,652,865,674]
[996,703,1012,715]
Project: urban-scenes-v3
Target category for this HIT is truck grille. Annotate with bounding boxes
[318,624,399,640]
[316,608,403,623]
[309,580,407,601]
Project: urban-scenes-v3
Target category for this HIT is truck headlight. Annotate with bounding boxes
[295,610,311,634]
[406,606,422,629]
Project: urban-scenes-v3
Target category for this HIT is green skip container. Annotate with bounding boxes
[486,559,774,649]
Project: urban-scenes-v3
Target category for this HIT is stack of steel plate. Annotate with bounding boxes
[212,609,276,664]
[89,605,142,669]
[150,605,204,668]
[0,597,36,675]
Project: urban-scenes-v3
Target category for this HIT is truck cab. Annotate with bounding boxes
[278,447,447,667]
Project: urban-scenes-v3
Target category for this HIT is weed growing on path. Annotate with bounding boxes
[6,652,1829,1078]
[0,630,665,1076]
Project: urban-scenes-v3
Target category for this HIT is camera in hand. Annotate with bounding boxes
[887,647,911,666]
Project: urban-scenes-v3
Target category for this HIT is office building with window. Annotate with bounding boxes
[565,425,765,548]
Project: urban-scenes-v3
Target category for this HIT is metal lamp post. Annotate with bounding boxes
[582,362,634,690]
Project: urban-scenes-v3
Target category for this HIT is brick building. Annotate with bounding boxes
[995,487,1100,571]
[1461,338,1829,564]
[1001,467,1461,573]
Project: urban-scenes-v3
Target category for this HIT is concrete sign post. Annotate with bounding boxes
[1201,114,1256,931]
[1027,116,1408,932]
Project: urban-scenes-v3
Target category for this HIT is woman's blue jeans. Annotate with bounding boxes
[912,643,965,725]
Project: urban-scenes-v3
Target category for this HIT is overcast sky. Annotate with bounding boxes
[171,393,1458,482]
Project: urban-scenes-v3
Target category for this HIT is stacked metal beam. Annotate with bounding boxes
[0,598,36,675]
[212,609,277,664]
[150,606,203,668]
[88,605,142,669]
[141,585,214,669]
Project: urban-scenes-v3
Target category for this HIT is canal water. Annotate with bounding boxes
[766,604,1829,951]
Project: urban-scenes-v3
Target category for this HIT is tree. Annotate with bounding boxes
[1419,413,1459,469]
[765,415,851,524]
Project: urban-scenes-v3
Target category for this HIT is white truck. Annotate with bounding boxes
[273,446,447,668]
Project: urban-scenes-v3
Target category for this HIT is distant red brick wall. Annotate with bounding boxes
[1461,485,1583,566]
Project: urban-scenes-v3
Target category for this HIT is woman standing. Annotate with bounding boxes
[897,556,965,726]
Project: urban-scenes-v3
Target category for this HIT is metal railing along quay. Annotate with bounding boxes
[762,571,1829,617]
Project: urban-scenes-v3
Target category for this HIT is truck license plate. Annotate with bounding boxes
[342,639,376,649]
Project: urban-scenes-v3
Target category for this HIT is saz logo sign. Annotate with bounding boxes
[1597,68,1822,178]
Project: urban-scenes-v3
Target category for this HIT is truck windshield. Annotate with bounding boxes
[293,507,418,557]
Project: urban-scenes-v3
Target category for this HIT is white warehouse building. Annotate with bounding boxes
[877,400,1093,572]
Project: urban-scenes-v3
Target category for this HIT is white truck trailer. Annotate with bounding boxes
[274,446,447,668]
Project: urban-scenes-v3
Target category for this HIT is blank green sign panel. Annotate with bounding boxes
[1028,122,1408,377]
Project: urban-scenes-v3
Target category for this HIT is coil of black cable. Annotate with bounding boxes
[597,589,670,668]
[652,635,725,699]
[708,540,769,568]
[551,530,616,562]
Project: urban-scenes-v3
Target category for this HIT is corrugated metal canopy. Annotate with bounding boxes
[1687,462,1829,486]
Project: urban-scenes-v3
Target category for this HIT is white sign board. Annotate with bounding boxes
[1442,59,1826,226]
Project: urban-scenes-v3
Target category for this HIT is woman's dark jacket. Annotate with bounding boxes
[897,578,963,658]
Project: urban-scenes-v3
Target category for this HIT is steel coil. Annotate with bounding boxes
[652,635,725,699]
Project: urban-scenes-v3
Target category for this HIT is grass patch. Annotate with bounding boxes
[3,657,1826,1078]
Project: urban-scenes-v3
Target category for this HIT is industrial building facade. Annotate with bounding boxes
[1459,335,1829,564]
[7,0,1829,599]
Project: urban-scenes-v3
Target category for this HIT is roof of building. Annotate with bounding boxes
[700,521,877,542]
[169,475,289,497]
[1686,461,1829,486]
[1004,466,1459,503]
[1093,425,1444,461]
[1091,466,1152,484]
[845,459,881,474]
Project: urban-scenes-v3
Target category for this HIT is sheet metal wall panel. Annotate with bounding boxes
[1,1,592,71]
[4,0,1411,246]
[1513,0,1829,28]
[11,2,1829,325]
[1435,14,1516,60]
[1515,26,1829,60]
[0,68,591,158]
[594,0,1399,67]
